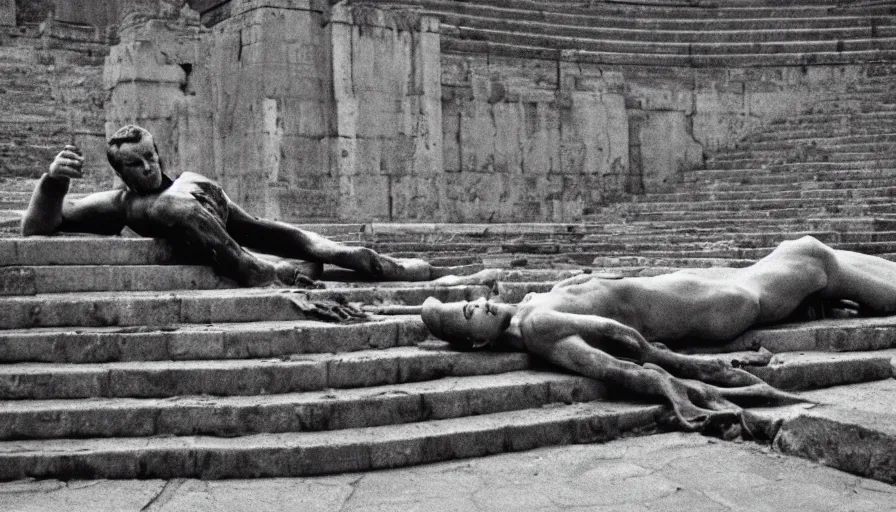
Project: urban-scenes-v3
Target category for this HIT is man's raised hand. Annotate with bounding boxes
[48,145,84,179]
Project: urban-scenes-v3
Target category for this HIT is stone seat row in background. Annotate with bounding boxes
[340,0,896,66]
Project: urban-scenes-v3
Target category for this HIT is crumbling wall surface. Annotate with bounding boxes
[441,55,630,222]
[445,54,863,218]
[331,5,444,221]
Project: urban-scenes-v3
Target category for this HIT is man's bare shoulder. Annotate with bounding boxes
[173,172,218,185]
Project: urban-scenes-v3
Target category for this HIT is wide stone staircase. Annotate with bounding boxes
[0,234,894,484]
[1,0,895,486]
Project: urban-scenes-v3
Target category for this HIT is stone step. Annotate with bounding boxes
[603,216,896,230]
[0,371,604,440]
[621,207,836,222]
[0,264,584,296]
[633,185,896,203]
[0,237,179,266]
[423,7,891,44]
[0,346,531,399]
[0,286,499,330]
[442,35,896,67]
[0,264,235,295]
[748,379,896,484]
[590,255,756,268]
[682,176,896,192]
[749,124,896,141]
[0,316,432,363]
[0,399,661,479]
[704,153,896,169]
[710,144,896,162]
[768,110,896,127]
[443,23,896,56]
[622,196,896,213]
[683,168,896,184]
[731,132,896,150]
[699,315,896,354]
[745,349,896,391]
[371,0,885,25]
[365,240,896,260]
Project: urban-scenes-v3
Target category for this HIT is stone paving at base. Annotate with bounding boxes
[1,433,894,512]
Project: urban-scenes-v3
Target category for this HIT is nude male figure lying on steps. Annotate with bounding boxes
[21,125,492,290]
[422,236,896,432]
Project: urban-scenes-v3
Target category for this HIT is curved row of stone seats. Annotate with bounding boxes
[363,0,895,36]
[346,0,896,66]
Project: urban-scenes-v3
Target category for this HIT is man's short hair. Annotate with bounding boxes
[421,305,491,351]
[106,125,159,173]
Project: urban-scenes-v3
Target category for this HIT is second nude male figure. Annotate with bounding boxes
[21,125,483,289]
[423,236,896,431]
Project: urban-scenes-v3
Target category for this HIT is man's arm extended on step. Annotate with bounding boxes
[21,146,126,236]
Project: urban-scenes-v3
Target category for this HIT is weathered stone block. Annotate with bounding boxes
[636,110,703,193]
[338,174,391,220]
[390,175,444,220]
[278,135,331,180]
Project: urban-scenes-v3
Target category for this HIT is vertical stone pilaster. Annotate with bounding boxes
[330,4,444,221]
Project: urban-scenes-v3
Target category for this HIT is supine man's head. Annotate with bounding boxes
[106,125,164,193]
[421,297,513,350]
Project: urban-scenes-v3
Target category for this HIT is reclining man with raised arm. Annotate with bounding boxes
[21,125,487,288]
[423,236,896,432]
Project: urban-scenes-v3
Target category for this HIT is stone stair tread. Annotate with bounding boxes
[0,399,662,480]
[0,371,604,439]
[702,315,896,354]
[443,35,896,67]
[0,316,431,363]
[0,346,531,399]
[374,0,881,26]
[444,23,896,55]
[0,264,235,295]
[744,349,896,390]
[746,379,896,483]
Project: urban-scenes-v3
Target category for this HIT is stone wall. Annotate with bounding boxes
[442,56,862,221]
[105,0,444,221]
[0,0,14,26]
[331,5,444,221]
[53,0,118,28]
[0,17,109,189]
[14,0,51,25]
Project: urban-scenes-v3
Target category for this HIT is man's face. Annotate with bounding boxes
[422,297,509,349]
[115,138,163,193]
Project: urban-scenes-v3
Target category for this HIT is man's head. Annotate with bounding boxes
[421,297,514,350]
[106,125,164,193]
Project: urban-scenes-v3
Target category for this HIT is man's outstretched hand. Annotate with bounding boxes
[286,294,369,323]
[49,145,84,180]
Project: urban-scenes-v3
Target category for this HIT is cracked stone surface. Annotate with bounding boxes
[1,433,894,511]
